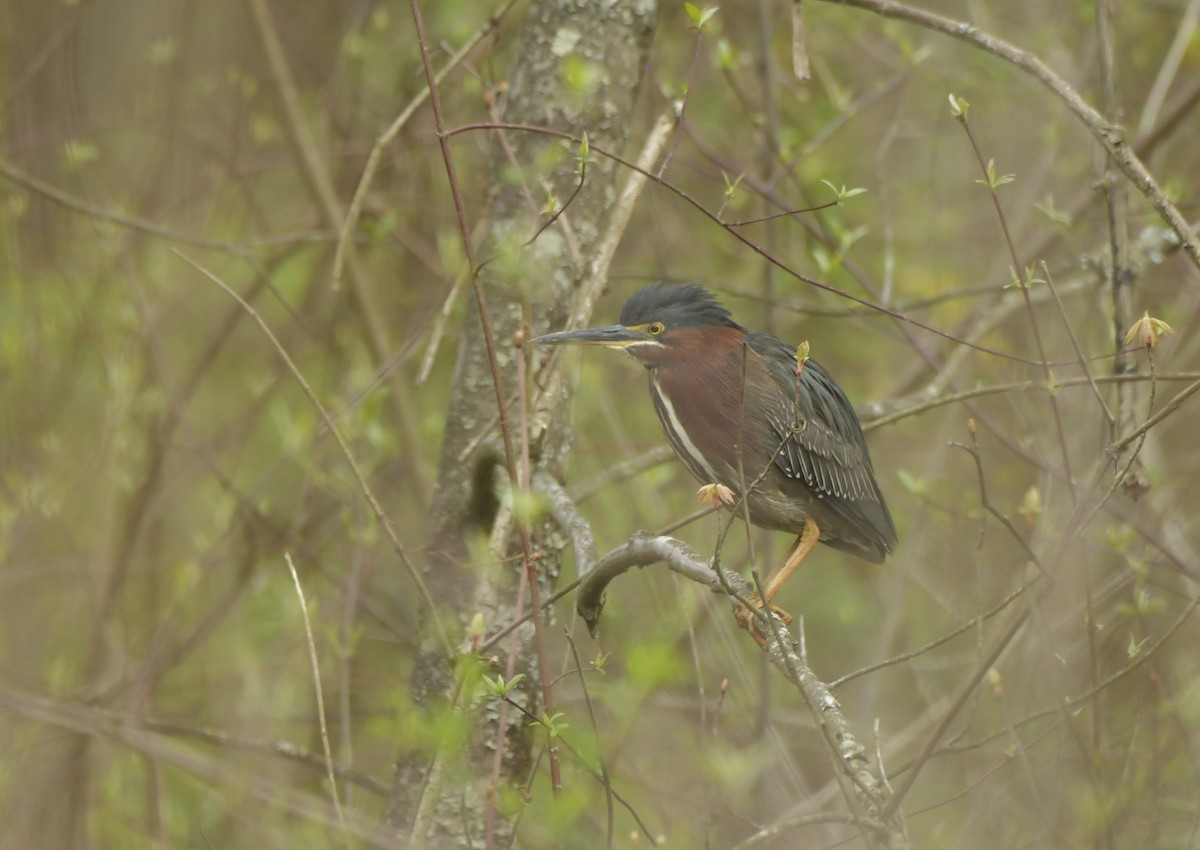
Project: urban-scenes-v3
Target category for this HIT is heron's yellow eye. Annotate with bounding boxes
[647,322,665,336]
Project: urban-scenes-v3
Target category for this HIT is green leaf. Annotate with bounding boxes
[531,710,569,738]
[1104,523,1135,554]
[811,245,832,274]
[819,179,868,205]
[484,673,525,697]
[722,171,744,200]
[975,158,1016,191]
[63,139,99,170]
[685,3,718,30]
[716,38,736,70]
[1034,193,1073,226]
[1126,633,1149,658]
[896,469,927,497]
[511,488,547,526]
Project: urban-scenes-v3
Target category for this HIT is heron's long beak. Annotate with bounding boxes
[529,325,653,349]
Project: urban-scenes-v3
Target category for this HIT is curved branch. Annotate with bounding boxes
[577,533,910,849]
[817,0,1200,271]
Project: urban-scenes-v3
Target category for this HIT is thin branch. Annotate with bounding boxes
[173,250,453,657]
[144,720,389,795]
[817,0,1200,271]
[0,157,254,255]
[1135,0,1200,138]
[565,630,615,849]
[528,108,678,444]
[724,201,839,226]
[955,111,1076,496]
[534,471,598,573]
[731,812,885,849]
[332,0,516,291]
[878,606,1030,822]
[407,0,561,794]
[574,533,909,848]
[247,0,430,493]
[283,553,346,836]
[0,688,394,848]
[1041,261,1113,425]
[566,445,676,504]
[830,582,1031,689]
[443,121,1050,367]
[494,691,660,843]
[1110,374,1200,453]
[950,436,1045,574]
[862,372,1200,433]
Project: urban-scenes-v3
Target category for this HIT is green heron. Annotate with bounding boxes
[532,283,897,636]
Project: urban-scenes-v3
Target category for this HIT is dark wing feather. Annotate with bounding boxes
[745,332,898,559]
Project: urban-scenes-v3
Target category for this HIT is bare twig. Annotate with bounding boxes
[879,606,1030,822]
[444,121,1055,367]
[173,250,452,657]
[534,471,599,573]
[1095,0,1148,503]
[493,692,659,842]
[332,0,516,291]
[1110,375,1200,453]
[0,688,392,847]
[792,0,810,81]
[407,0,561,794]
[1135,0,1200,138]
[830,582,1032,689]
[283,553,346,836]
[955,110,1076,497]
[1041,261,1113,425]
[247,0,430,492]
[528,108,678,446]
[817,0,1200,270]
[0,157,253,255]
[565,630,615,849]
[145,719,388,795]
[950,434,1045,575]
[862,372,1200,434]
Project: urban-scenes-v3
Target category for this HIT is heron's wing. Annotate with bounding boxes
[745,333,897,555]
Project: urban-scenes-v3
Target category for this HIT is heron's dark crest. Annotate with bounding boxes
[618,282,740,330]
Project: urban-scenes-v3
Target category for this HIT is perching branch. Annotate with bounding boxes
[576,533,910,849]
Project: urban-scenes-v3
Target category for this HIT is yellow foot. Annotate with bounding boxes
[734,595,793,647]
[697,482,736,508]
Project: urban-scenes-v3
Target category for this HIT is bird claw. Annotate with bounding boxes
[697,482,736,508]
[734,595,793,647]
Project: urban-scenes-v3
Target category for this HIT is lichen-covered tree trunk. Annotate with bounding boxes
[389,0,658,845]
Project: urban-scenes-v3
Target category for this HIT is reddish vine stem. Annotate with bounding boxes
[407,0,562,795]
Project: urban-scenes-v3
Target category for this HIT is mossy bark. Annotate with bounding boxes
[391,1,658,845]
